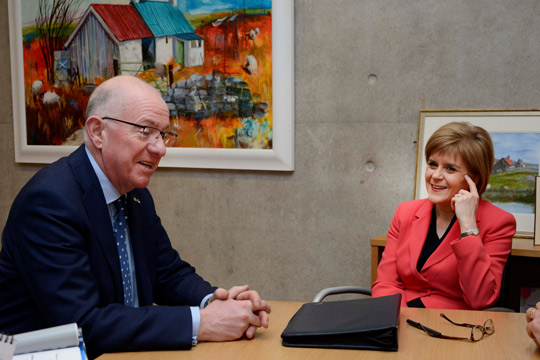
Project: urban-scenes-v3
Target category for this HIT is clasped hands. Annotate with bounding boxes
[198,285,271,342]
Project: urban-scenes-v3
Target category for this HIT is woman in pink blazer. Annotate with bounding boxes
[372,122,516,309]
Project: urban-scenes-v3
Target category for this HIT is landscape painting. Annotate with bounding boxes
[485,133,540,215]
[416,110,540,235]
[9,0,294,170]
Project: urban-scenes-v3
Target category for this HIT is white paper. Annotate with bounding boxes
[13,324,79,355]
[13,346,82,360]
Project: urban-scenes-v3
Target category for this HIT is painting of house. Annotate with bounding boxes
[63,4,154,84]
[493,156,515,173]
[63,1,203,85]
[515,159,526,168]
[132,0,204,67]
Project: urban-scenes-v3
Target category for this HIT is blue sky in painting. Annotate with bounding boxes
[21,0,128,24]
[21,0,272,24]
[180,0,272,14]
[490,132,540,165]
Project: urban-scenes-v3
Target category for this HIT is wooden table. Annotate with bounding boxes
[370,234,540,285]
[97,300,540,360]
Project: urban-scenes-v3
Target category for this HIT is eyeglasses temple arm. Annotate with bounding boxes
[406,319,442,337]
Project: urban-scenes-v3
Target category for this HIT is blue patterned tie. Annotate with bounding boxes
[113,196,133,306]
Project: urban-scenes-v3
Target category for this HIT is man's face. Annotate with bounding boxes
[100,89,171,194]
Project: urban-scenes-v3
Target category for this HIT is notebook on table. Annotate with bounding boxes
[281,293,401,351]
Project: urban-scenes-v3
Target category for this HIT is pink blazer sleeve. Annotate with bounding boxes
[451,203,516,309]
[371,202,407,305]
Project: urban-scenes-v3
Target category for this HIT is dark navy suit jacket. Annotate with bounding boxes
[0,145,215,359]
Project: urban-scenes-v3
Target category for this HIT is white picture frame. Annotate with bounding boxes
[8,0,294,171]
[535,176,540,244]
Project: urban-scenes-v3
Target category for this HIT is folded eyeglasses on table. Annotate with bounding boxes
[407,313,494,342]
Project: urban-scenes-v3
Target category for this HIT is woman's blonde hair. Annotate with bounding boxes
[425,122,494,195]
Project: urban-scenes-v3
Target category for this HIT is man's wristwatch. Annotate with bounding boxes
[460,228,479,238]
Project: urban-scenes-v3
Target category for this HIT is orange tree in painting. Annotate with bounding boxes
[35,0,83,85]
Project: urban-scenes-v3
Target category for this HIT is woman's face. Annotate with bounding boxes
[425,151,471,212]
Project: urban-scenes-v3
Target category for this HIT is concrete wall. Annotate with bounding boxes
[1,0,540,302]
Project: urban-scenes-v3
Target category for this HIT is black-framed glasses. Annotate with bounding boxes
[102,116,177,147]
[407,313,494,342]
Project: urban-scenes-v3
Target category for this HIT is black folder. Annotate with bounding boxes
[281,293,401,351]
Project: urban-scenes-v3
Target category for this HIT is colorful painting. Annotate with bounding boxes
[415,110,540,235]
[9,0,294,170]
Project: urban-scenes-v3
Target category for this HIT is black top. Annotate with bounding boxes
[417,205,457,272]
[407,205,457,308]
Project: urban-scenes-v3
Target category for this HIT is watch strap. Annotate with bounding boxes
[460,228,479,238]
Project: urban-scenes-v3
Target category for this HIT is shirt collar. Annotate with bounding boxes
[84,145,122,205]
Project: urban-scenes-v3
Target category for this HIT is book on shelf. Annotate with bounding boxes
[9,323,87,360]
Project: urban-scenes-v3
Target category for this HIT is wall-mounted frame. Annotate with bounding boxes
[535,176,540,245]
[415,110,540,237]
[8,0,294,171]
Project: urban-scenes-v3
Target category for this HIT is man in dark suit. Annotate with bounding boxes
[0,76,270,359]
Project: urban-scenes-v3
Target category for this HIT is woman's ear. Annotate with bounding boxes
[85,116,105,149]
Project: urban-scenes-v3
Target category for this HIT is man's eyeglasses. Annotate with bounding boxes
[407,313,494,342]
[102,116,177,147]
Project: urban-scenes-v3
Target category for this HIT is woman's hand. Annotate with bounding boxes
[451,174,479,232]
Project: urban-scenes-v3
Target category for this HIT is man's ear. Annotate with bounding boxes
[85,116,105,149]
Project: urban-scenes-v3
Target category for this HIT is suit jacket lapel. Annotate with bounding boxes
[421,223,459,271]
[421,203,484,271]
[69,145,123,293]
[410,200,433,274]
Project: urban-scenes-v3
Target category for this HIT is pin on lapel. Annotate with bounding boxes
[133,197,141,204]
